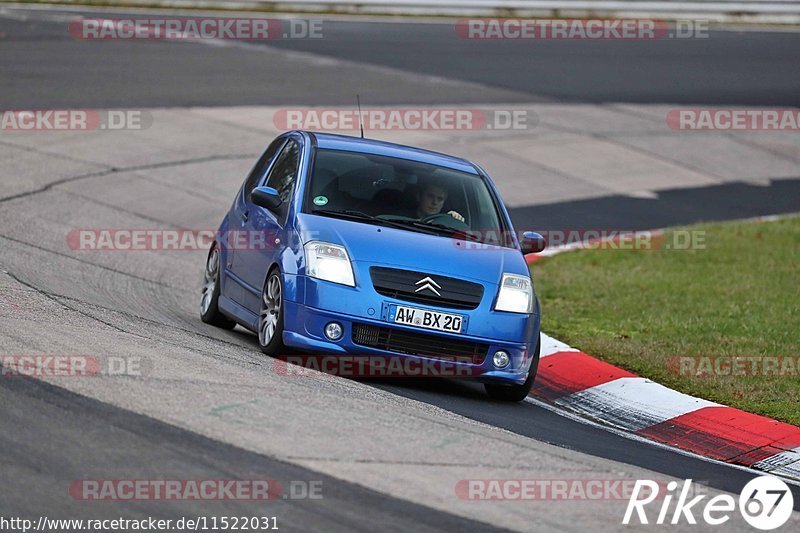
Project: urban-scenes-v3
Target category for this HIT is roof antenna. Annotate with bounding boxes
[356,94,365,139]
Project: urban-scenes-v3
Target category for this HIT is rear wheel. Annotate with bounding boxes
[200,244,236,330]
[258,270,286,356]
[484,335,541,402]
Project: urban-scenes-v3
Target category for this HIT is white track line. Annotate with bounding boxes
[539,332,579,358]
[554,377,720,431]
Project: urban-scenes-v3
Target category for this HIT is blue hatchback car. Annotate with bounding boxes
[201,131,545,401]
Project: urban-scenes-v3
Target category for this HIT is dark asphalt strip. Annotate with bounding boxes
[0,373,507,531]
[2,12,800,107]
[0,15,530,109]
[508,178,800,231]
[263,21,800,106]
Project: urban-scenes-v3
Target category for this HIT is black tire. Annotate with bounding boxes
[258,269,286,356]
[200,243,236,330]
[484,335,541,402]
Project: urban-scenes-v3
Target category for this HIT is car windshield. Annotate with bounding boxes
[306,148,510,246]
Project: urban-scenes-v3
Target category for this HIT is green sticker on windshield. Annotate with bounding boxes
[313,195,328,206]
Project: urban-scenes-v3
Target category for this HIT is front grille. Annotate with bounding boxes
[370,267,484,310]
[352,323,488,364]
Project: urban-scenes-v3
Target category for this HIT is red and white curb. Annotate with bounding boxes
[531,331,800,482]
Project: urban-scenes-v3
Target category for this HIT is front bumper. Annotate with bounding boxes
[282,276,540,385]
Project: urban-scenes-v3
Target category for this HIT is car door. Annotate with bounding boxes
[228,136,285,262]
[232,137,302,313]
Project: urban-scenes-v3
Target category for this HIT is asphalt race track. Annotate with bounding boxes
[1,6,799,531]
[3,10,800,107]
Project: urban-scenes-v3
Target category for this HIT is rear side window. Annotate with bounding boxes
[265,139,300,220]
[244,138,285,202]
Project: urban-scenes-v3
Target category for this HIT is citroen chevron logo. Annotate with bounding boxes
[414,276,441,296]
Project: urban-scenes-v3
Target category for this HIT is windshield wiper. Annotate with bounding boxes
[312,210,486,241]
[405,220,483,242]
[311,210,439,235]
[407,220,458,233]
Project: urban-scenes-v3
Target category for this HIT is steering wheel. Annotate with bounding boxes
[420,213,469,230]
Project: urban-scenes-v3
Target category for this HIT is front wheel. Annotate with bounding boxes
[200,243,236,330]
[258,270,286,356]
[484,335,540,402]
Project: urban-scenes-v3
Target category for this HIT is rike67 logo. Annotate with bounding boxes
[623,476,794,530]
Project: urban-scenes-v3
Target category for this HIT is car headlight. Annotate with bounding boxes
[304,241,355,287]
[494,273,533,313]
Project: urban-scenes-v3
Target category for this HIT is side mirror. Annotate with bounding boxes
[520,231,546,255]
[251,186,282,210]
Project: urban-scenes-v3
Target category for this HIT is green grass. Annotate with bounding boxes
[531,216,800,426]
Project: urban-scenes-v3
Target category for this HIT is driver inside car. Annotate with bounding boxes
[414,182,465,222]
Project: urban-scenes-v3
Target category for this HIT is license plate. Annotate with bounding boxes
[388,304,463,334]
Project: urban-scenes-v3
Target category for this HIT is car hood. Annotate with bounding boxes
[295,213,529,284]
